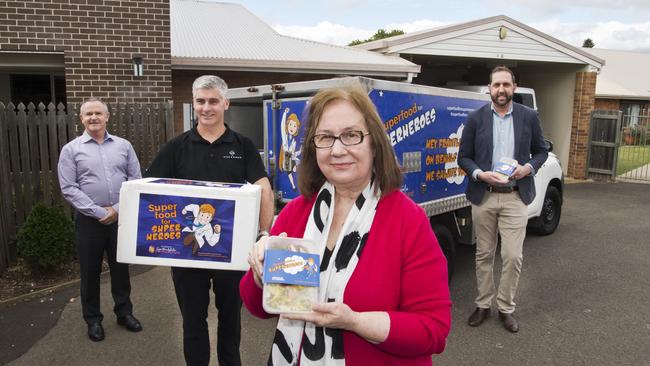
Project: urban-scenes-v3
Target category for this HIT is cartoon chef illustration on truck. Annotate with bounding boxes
[279,107,302,191]
[181,203,221,255]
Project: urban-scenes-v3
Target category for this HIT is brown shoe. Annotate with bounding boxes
[468,307,490,327]
[498,312,519,333]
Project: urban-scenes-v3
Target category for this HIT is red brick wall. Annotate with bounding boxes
[568,71,597,179]
[594,99,650,113]
[0,0,171,104]
[594,98,620,111]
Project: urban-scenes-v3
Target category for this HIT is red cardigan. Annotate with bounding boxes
[240,190,452,365]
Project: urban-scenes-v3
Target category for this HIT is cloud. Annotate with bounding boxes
[273,18,650,51]
[493,0,650,15]
[329,0,369,7]
[273,21,373,46]
[272,19,451,46]
[532,20,650,50]
[384,19,452,34]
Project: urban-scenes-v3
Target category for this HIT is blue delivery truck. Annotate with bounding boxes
[225,77,563,277]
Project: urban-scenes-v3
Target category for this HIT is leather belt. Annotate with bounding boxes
[487,185,518,193]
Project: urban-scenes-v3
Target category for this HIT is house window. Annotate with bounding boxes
[621,101,641,127]
[9,74,66,106]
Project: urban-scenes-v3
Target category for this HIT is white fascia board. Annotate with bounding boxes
[596,95,650,101]
[352,40,390,51]
[172,57,421,78]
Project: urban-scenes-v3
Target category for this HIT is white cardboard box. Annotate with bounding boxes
[117,177,260,270]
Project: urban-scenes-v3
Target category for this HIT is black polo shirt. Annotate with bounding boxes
[145,125,267,184]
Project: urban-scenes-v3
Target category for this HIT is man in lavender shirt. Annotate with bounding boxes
[58,97,143,342]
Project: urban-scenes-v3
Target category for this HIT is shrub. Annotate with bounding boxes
[17,203,75,272]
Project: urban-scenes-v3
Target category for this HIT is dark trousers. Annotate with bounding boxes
[75,212,133,324]
[171,267,245,366]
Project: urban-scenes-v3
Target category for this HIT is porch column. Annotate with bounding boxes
[568,71,597,179]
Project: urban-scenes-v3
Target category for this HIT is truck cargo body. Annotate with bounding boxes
[225,77,563,276]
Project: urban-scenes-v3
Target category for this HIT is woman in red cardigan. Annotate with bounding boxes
[240,85,451,366]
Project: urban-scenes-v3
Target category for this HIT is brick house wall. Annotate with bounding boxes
[567,71,597,179]
[594,99,620,111]
[0,0,172,104]
[594,99,650,113]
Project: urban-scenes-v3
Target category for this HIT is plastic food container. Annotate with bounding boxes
[494,157,518,183]
[262,236,320,314]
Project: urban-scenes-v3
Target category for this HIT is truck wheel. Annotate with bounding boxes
[529,186,561,235]
[432,224,455,281]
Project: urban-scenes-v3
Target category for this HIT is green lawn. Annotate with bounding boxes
[617,145,650,175]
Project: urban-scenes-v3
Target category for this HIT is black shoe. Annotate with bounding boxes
[87,322,105,342]
[468,307,490,327]
[117,314,143,332]
[498,311,519,333]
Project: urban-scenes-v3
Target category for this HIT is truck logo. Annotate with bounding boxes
[388,107,436,146]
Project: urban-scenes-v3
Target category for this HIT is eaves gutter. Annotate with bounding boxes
[171,57,421,78]
[596,94,650,101]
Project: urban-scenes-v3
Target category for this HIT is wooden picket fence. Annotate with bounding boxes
[0,101,173,273]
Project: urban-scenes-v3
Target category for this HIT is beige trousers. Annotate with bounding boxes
[471,191,528,313]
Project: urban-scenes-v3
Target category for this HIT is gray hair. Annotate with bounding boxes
[80,97,109,115]
[192,75,228,98]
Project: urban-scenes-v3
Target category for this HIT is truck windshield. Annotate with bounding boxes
[513,93,534,109]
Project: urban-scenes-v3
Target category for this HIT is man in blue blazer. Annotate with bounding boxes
[458,66,548,333]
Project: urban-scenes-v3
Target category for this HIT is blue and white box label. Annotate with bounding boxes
[263,249,320,287]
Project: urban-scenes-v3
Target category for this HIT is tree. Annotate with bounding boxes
[582,38,595,48]
[348,29,405,46]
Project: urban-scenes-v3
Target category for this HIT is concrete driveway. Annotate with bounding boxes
[435,180,650,365]
[3,181,649,365]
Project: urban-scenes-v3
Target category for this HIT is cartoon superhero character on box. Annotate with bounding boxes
[279,107,302,191]
[304,257,318,279]
[181,203,221,255]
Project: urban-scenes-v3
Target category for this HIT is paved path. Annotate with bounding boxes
[3,181,650,365]
[5,267,277,365]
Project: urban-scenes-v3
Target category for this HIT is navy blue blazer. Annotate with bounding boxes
[458,102,548,205]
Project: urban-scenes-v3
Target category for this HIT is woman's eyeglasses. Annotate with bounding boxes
[312,130,369,148]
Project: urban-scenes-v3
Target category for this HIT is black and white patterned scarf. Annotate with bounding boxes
[269,179,380,366]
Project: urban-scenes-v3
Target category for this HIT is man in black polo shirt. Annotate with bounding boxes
[145,75,274,366]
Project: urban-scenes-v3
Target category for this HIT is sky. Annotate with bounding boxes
[219,0,650,51]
